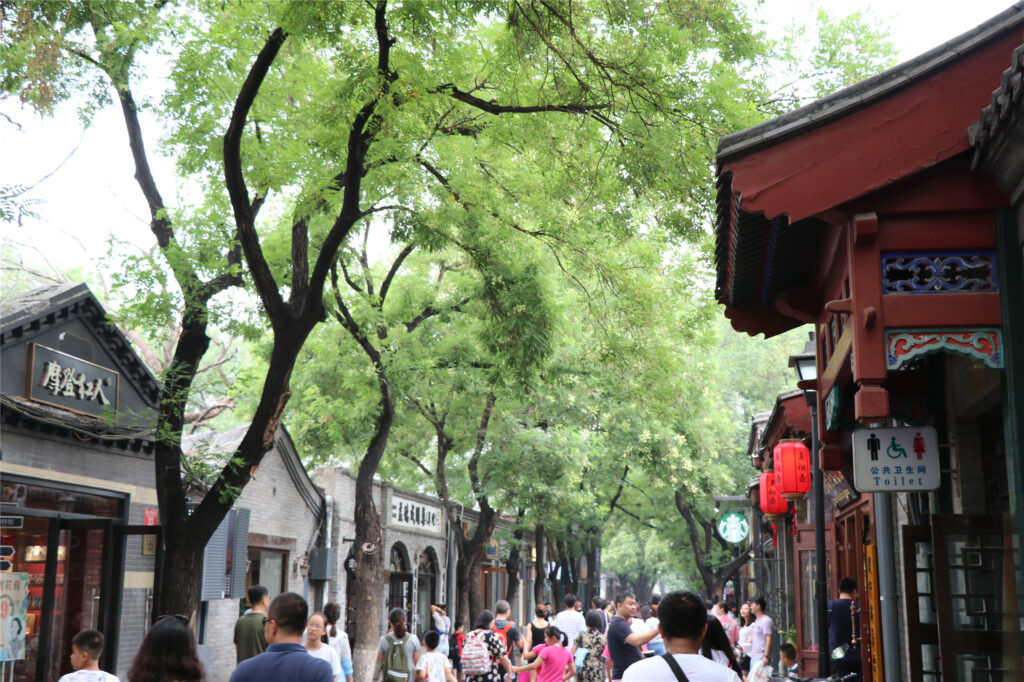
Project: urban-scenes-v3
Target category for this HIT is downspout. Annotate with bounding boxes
[324,495,334,607]
[874,491,901,682]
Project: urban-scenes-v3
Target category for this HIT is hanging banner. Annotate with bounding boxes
[851,426,940,492]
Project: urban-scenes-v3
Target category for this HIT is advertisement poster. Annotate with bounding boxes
[0,572,28,661]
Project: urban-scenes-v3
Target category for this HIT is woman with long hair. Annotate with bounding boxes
[736,601,754,675]
[127,614,205,682]
[570,610,606,682]
[305,612,342,682]
[463,610,512,682]
[510,626,574,682]
[701,615,742,673]
[323,602,354,682]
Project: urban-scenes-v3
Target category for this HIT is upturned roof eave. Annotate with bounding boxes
[717,3,1024,163]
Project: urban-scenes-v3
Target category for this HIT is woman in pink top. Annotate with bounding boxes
[510,626,575,682]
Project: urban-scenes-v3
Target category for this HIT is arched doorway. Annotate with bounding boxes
[388,542,413,617]
[417,548,439,638]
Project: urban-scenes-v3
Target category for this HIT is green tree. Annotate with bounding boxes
[2,1,788,675]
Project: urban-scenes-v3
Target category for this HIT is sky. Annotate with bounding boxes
[1,0,1019,278]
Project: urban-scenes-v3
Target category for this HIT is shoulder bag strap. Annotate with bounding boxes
[661,653,691,682]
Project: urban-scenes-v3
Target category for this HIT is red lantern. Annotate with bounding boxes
[759,472,789,517]
[774,440,811,501]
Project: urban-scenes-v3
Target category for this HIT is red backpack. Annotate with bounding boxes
[492,621,514,656]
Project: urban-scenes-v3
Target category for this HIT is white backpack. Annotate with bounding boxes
[461,630,492,675]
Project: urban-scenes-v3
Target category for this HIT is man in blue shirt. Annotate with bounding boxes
[606,592,659,681]
[828,577,861,681]
[230,592,333,682]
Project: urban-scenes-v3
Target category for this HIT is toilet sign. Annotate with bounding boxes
[852,426,940,492]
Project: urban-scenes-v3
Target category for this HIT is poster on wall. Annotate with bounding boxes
[851,426,940,492]
[0,572,28,661]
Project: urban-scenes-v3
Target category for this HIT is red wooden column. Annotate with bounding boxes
[836,213,889,424]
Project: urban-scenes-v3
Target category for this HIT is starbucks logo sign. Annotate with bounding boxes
[717,512,749,544]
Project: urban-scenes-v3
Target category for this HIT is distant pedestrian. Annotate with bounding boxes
[828,577,861,681]
[127,614,205,682]
[700,615,741,672]
[323,602,354,682]
[606,592,658,682]
[417,631,457,682]
[590,597,609,632]
[449,620,465,680]
[551,594,586,650]
[621,591,739,682]
[235,585,270,663]
[571,610,607,682]
[305,612,342,682]
[710,598,739,647]
[644,596,664,656]
[59,630,118,682]
[432,604,452,656]
[378,608,421,682]
[230,593,333,682]
[736,602,754,673]
[748,597,774,675]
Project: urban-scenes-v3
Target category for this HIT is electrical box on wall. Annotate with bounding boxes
[308,546,334,580]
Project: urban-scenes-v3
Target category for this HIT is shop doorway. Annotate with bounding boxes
[388,543,412,615]
[416,549,438,639]
[0,479,126,681]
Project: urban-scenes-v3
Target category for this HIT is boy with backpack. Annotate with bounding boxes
[377,608,422,682]
[448,620,465,680]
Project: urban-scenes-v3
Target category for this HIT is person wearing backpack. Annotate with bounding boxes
[462,610,513,682]
[492,600,523,680]
[377,608,422,682]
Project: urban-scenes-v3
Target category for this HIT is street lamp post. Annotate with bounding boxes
[789,336,829,676]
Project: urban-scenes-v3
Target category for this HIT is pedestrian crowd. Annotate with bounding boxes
[56,578,860,682]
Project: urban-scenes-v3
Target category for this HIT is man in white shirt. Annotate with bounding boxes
[622,591,740,682]
[552,593,586,647]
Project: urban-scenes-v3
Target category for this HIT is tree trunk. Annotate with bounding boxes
[533,524,546,608]
[585,538,600,603]
[456,543,472,627]
[467,543,486,620]
[504,520,524,613]
[350,365,394,682]
[155,527,203,621]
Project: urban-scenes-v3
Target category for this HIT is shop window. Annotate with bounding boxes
[246,549,287,600]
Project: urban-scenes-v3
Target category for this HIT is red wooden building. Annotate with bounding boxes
[715,6,1024,681]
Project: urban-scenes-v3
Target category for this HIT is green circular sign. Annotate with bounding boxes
[717,512,750,543]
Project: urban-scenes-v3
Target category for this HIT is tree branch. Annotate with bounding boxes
[435,84,609,116]
[308,0,398,300]
[405,297,470,333]
[379,242,415,307]
[223,27,289,322]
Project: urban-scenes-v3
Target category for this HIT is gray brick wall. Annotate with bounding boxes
[201,439,323,682]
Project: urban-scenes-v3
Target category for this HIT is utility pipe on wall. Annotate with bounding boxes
[874,491,902,682]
